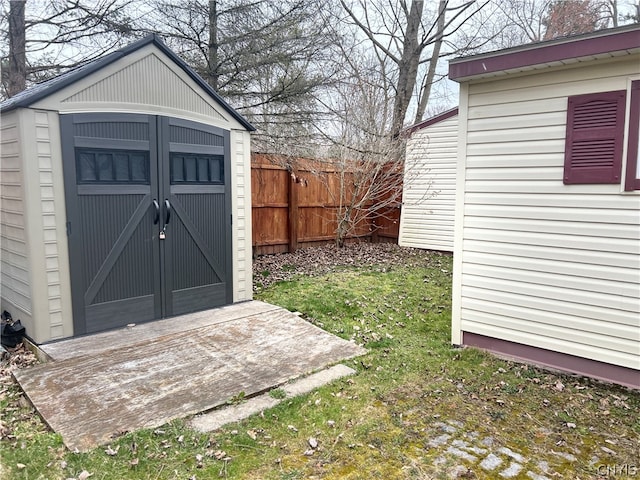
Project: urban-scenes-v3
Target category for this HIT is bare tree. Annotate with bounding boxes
[496,0,551,43]
[7,0,25,97]
[339,0,493,137]
[496,0,627,47]
[308,54,420,247]
[301,0,498,245]
[620,0,639,22]
[1,0,138,98]
[542,0,610,39]
[604,0,619,26]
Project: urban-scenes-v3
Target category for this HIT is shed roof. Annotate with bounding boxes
[404,107,458,137]
[0,34,255,131]
[449,24,640,83]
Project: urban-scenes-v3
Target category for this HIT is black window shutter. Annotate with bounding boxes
[563,90,626,184]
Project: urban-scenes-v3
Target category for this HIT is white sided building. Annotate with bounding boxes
[399,108,458,252]
[449,25,640,388]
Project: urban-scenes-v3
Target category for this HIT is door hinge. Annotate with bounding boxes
[66,222,71,236]
[230,214,233,225]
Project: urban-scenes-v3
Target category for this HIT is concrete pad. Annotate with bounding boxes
[13,301,366,451]
[189,364,356,432]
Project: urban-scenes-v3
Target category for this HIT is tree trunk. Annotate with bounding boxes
[414,0,446,124]
[610,0,618,27]
[208,0,219,91]
[391,0,424,138]
[8,0,26,97]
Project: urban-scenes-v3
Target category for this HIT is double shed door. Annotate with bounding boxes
[61,113,232,335]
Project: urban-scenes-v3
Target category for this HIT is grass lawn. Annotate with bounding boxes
[1,249,638,479]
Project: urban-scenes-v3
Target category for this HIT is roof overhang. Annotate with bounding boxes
[449,24,640,83]
[404,107,458,137]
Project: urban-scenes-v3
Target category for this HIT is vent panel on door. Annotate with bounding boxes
[74,121,150,140]
[170,125,224,146]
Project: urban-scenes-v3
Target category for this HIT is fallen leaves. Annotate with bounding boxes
[303,436,319,456]
[253,243,441,291]
[0,343,42,442]
[212,450,227,460]
[104,445,119,456]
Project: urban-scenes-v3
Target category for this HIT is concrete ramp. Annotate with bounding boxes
[13,301,366,451]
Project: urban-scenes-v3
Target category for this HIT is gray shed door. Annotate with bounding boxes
[61,114,232,335]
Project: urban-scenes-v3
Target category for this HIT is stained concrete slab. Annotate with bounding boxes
[189,364,357,432]
[13,301,366,451]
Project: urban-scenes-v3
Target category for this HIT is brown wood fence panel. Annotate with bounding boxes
[252,153,400,255]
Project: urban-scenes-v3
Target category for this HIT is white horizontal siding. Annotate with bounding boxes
[400,115,458,251]
[0,112,31,314]
[464,193,637,209]
[463,251,639,284]
[462,285,635,327]
[460,316,638,369]
[455,55,640,371]
[463,239,636,270]
[461,307,638,354]
[463,263,638,298]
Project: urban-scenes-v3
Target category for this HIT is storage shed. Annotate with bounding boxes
[399,108,458,252]
[449,25,640,388]
[0,35,254,344]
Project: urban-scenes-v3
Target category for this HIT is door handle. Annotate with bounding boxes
[163,199,171,227]
[153,199,160,224]
[159,199,171,241]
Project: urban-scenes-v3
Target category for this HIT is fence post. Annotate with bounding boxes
[288,172,298,253]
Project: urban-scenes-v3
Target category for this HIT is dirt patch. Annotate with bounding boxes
[0,343,39,441]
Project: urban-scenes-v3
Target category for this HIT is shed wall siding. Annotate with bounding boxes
[231,129,253,302]
[0,110,32,318]
[36,111,73,340]
[399,115,457,251]
[456,57,640,371]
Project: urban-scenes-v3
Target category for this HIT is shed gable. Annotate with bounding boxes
[60,53,228,122]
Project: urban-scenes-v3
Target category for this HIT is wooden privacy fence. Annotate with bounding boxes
[252,153,400,256]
